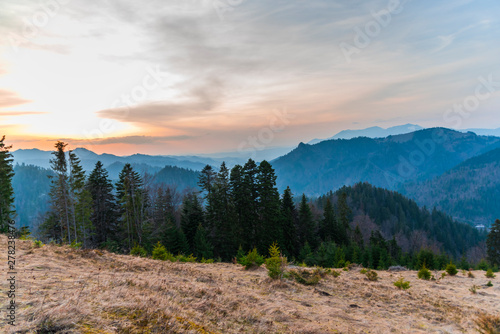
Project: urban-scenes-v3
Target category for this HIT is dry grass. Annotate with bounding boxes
[1,235,499,333]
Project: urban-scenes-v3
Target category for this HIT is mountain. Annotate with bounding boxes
[11,147,212,172]
[401,147,500,227]
[462,127,500,137]
[308,124,424,144]
[272,128,500,196]
[318,183,485,258]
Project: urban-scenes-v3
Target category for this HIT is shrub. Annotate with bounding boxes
[289,267,328,285]
[441,272,447,279]
[152,242,173,261]
[468,271,475,278]
[365,270,378,281]
[70,241,82,249]
[130,244,147,257]
[360,268,368,274]
[238,248,265,270]
[418,266,432,280]
[178,254,197,262]
[486,280,493,287]
[393,277,410,290]
[469,285,478,294]
[475,313,500,334]
[485,269,496,278]
[445,262,458,276]
[265,242,287,280]
[331,270,341,278]
[33,240,44,248]
[201,257,214,263]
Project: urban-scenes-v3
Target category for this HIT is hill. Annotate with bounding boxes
[321,183,485,259]
[2,235,498,333]
[401,147,500,227]
[308,123,423,144]
[273,128,500,196]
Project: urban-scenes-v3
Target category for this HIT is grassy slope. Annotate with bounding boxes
[1,235,499,333]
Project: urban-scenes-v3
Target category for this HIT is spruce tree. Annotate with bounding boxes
[256,160,282,254]
[487,219,500,266]
[116,163,146,250]
[68,150,92,245]
[180,192,205,252]
[281,186,298,258]
[87,161,117,247]
[298,194,317,250]
[47,141,71,242]
[336,192,351,245]
[194,224,214,259]
[0,136,15,233]
[320,198,337,242]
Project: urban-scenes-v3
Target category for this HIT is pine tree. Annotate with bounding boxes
[281,186,298,258]
[87,161,117,247]
[116,163,146,250]
[256,160,282,254]
[194,224,214,259]
[46,141,71,242]
[336,192,351,245]
[320,198,337,242]
[198,164,216,195]
[298,194,317,250]
[180,192,205,252]
[68,150,92,245]
[0,136,15,233]
[487,219,500,266]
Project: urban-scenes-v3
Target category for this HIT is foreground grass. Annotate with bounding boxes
[0,235,499,333]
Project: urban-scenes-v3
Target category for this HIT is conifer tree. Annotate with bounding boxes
[87,161,117,247]
[194,224,214,259]
[320,198,337,242]
[0,136,15,233]
[336,192,351,245]
[487,219,500,266]
[281,186,298,258]
[68,150,92,245]
[46,141,71,242]
[116,163,146,250]
[298,194,317,250]
[256,160,282,254]
[180,192,205,252]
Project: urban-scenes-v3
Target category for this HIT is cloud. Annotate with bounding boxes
[60,135,195,146]
[0,111,47,116]
[0,90,32,108]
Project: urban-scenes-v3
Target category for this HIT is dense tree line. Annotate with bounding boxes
[0,136,15,232]
[33,142,495,270]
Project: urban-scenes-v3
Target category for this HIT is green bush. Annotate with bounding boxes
[468,271,475,278]
[485,269,496,278]
[177,254,197,262]
[288,268,329,285]
[33,240,44,248]
[418,266,432,280]
[152,242,174,261]
[469,285,478,294]
[365,270,378,281]
[445,262,458,276]
[130,244,147,257]
[200,257,214,263]
[360,268,368,274]
[238,248,265,270]
[393,277,410,290]
[265,242,287,280]
[70,241,82,249]
[486,280,493,287]
[331,270,341,278]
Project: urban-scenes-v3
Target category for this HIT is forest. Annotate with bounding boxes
[0,139,497,270]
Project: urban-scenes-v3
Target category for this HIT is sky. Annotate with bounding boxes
[1,0,500,156]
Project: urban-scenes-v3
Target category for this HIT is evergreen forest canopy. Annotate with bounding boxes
[1,139,498,270]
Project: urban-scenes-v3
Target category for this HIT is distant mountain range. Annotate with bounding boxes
[308,124,424,144]
[308,124,500,144]
[12,147,214,172]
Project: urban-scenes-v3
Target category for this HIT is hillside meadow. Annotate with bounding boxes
[1,235,499,334]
